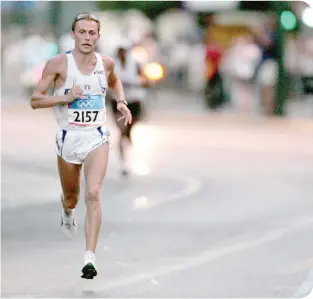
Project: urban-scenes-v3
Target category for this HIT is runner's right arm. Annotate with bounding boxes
[30,56,83,109]
[30,56,67,109]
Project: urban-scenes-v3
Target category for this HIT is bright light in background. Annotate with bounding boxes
[144,63,164,81]
[280,11,297,30]
[302,7,313,27]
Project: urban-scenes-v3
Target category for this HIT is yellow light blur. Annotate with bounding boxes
[144,62,164,81]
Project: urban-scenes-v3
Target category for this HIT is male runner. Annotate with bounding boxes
[109,42,149,176]
[30,12,131,279]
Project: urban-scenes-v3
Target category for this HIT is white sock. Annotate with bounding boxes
[84,251,95,265]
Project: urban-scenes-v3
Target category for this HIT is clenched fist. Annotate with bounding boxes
[64,85,86,103]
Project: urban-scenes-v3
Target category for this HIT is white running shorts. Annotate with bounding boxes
[55,126,110,164]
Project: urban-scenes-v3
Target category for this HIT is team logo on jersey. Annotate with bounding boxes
[94,70,103,75]
[84,85,91,91]
[64,88,70,95]
[77,99,96,109]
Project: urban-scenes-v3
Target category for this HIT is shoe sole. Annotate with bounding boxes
[81,263,97,279]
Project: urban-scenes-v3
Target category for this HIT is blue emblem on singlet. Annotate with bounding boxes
[68,95,104,110]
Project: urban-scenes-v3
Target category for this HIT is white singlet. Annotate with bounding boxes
[114,54,146,102]
[54,51,108,131]
[54,51,110,164]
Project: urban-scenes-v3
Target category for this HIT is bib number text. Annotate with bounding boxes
[73,111,99,123]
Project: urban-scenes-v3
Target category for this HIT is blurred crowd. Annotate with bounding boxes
[1,7,203,96]
[203,11,313,115]
[1,1,313,116]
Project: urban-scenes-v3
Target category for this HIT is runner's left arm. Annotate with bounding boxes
[103,56,127,105]
[103,56,132,125]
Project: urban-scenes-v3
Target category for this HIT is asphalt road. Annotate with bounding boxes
[1,94,313,298]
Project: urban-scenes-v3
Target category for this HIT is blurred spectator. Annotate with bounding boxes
[204,24,226,110]
[252,14,278,116]
[221,35,261,113]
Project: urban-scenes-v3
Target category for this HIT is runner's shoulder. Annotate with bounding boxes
[45,53,67,72]
[101,55,115,71]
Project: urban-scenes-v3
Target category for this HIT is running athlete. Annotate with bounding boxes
[30,12,131,279]
[109,42,149,176]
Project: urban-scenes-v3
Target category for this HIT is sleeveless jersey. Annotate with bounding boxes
[53,51,107,131]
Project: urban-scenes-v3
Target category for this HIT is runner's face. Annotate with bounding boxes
[72,20,99,54]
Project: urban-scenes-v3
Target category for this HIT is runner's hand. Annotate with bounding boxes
[64,86,86,103]
[117,102,132,126]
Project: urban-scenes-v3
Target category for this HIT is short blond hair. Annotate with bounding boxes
[71,12,100,33]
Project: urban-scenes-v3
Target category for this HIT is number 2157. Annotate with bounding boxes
[73,111,99,122]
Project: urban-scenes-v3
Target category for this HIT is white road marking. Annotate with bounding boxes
[147,175,202,209]
[132,174,202,211]
[149,278,160,286]
[75,216,313,294]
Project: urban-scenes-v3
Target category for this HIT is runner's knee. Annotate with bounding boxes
[85,186,101,202]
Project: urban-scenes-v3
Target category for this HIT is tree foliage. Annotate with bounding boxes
[98,1,182,20]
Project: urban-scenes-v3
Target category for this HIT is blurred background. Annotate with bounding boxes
[2,2,313,298]
[1,0,313,117]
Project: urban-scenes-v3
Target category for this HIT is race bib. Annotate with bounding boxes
[68,95,105,126]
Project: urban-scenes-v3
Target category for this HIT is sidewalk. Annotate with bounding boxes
[147,87,313,118]
[2,88,312,123]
